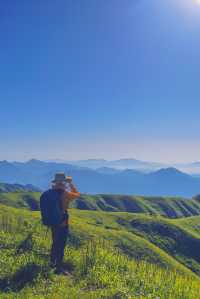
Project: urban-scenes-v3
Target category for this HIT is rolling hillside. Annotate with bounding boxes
[73,194,200,218]
[2,191,200,218]
[1,192,200,275]
[0,192,41,210]
[173,214,200,238]
[1,203,200,298]
[0,183,40,193]
[1,189,200,298]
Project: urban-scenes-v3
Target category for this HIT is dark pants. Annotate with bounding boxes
[50,225,69,269]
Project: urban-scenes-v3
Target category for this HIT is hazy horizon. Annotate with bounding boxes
[2,155,200,165]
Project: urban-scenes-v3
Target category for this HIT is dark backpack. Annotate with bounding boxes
[40,189,64,226]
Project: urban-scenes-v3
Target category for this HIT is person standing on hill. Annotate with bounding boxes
[40,173,80,275]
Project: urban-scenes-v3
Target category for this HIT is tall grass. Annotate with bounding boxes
[0,209,200,298]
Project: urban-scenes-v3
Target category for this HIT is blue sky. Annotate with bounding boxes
[1,0,200,163]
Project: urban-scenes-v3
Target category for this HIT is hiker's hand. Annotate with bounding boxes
[66,176,72,183]
[68,182,79,195]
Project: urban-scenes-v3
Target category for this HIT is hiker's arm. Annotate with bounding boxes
[67,191,80,201]
[69,182,79,194]
[61,189,79,211]
[62,183,80,206]
[67,183,80,201]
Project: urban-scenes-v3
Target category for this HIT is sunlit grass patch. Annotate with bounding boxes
[1,204,200,298]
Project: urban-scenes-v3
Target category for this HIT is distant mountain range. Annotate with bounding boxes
[1,159,200,196]
[48,158,166,172]
[48,158,200,174]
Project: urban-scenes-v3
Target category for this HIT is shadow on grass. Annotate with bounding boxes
[0,263,44,292]
[16,233,34,254]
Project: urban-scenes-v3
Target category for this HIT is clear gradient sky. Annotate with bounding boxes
[1,0,200,163]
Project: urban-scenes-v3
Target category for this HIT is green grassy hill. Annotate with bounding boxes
[116,214,200,275]
[173,215,200,238]
[1,192,200,298]
[73,194,200,218]
[0,192,40,210]
[1,202,200,298]
[0,183,40,193]
[2,191,200,218]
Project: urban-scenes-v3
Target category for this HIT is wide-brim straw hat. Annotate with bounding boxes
[52,172,68,184]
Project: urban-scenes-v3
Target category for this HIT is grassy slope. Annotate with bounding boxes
[174,215,200,238]
[2,192,200,297]
[1,204,200,275]
[0,183,38,193]
[2,191,200,274]
[114,214,200,275]
[2,192,200,219]
[0,192,40,210]
[0,204,190,274]
[1,204,200,298]
[70,210,200,276]
[73,194,200,218]
[1,192,200,275]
